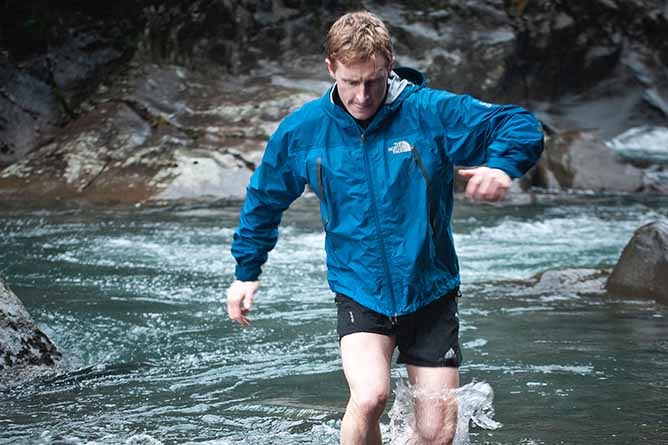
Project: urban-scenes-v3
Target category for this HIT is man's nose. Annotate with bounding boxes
[356,83,369,102]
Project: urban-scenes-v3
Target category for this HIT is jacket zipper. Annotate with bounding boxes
[316,156,329,227]
[361,132,397,316]
[410,145,438,237]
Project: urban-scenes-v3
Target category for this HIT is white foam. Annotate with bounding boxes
[388,380,501,445]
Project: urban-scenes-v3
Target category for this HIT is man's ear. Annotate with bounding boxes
[387,56,395,73]
[325,58,337,80]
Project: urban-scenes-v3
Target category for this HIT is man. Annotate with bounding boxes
[227,11,543,445]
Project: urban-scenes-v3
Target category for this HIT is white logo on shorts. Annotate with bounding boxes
[444,348,456,361]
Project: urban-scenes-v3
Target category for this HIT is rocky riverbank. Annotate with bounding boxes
[1,0,667,204]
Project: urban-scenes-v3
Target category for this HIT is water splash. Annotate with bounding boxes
[388,380,501,445]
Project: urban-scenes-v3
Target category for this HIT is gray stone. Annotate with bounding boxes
[0,276,63,388]
[536,130,645,192]
[606,126,668,164]
[153,148,252,201]
[528,268,609,296]
[643,169,668,194]
[0,63,317,204]
[0,64,66,166]
[607,221,668,304]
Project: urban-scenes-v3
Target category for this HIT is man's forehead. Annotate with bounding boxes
[336,56,390,79]
[340,69,387,81]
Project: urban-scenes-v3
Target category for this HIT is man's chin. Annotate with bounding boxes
[350,109,374,120]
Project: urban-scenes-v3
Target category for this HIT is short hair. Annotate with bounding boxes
[325,11,394,67]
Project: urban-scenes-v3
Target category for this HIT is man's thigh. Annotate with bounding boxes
[340,332,396,397]
[406,365,459,394]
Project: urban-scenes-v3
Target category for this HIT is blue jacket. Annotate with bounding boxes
[232,68,544,316]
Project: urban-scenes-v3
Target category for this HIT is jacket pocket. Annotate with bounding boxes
[410,146,439,238]
[316,156,329,228]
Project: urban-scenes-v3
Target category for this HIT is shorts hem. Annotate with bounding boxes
[397,354,461,368]
[338,329,394,342]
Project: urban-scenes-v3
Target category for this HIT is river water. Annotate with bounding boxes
[1,194,667,444]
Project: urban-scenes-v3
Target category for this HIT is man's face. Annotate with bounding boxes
[326,53,393,121]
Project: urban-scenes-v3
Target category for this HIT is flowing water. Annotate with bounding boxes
[1,194,667,445]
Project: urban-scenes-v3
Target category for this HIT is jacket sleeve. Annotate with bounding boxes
[231,128,305,281]
[434,91,544,178]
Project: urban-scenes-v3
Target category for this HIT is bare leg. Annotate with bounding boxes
[340,332,396,445]
[406,365,459,445]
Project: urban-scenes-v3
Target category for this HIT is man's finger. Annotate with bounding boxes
[227,299,241,321]
[458,168,478,178]
[242,289,255,311]
[464,174,481,200]
[477,175,494,200]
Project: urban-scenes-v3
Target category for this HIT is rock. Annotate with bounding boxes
[0,63,67,166]
[0,100,160,204]
[0,7,134,167]
[0,64,317,204]
[643,169,668,194]
[3,0,668,202]
[535,130,645,192]
[607,221,668,304]
[527,268,609,296]
[605,126,668,164]
[0,276,63,388]
[153,148,252,201]
[382,1,517,100]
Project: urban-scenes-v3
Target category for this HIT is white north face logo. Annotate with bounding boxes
[388,140,412,154]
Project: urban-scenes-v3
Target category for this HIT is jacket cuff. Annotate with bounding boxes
[235,264,261,282]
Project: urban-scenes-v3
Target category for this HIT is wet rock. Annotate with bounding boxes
[0,64,317,204]
[153,148,252,201]
[527,268,609,296]
[0,100,158,204]
[3,0,668,202]
[607,221,668,304]
[382,1,517,100]
[534,130,645,192]
[0,6,134,167]
[606,126,668,164]
[643,169,668,194]
[0,276,63,388]
[0,64,67,166]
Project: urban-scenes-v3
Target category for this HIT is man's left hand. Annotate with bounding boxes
[458,167,511,202]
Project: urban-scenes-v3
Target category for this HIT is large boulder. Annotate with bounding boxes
[534,129,646,192]
[0,5,135,167]
[0,64,317,204]
[606,221,668,304]
[0,276,63,388]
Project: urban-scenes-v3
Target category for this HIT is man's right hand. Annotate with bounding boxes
[226,280,259,327]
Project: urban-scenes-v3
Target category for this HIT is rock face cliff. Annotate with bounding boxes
[1,0,667,203]
[0,277,63,388]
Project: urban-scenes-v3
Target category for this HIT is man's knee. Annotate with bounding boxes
[414,398,457,445]
[350,387,389,418]
[415,416,456,445]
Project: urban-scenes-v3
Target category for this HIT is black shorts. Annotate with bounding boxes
[335,289,462,367]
